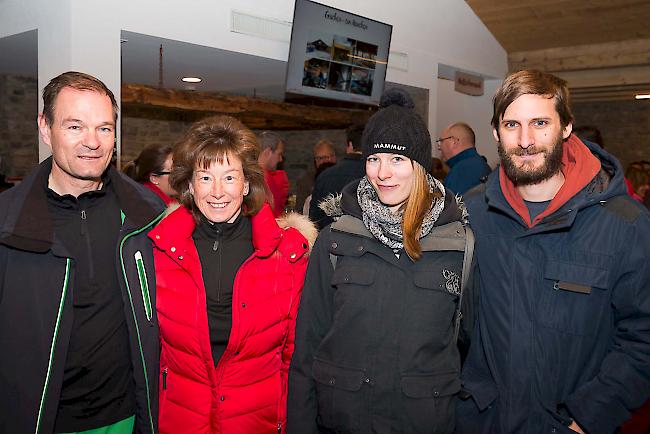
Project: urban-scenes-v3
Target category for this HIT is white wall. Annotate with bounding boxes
[1,0,508,161]
[436,78,502,168]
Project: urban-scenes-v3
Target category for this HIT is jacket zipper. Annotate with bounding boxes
[35,259,71,434]
[118,209,166,434]
[277,422,282,433]
[80,209,94,279]
[162,367,168,390]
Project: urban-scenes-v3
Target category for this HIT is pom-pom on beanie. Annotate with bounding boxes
[361,88,432,170]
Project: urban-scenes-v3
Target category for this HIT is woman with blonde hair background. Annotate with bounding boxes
[150,115,316,433]
[288,89,476,434]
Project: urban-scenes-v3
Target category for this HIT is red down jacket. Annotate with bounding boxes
[149,203,312,434]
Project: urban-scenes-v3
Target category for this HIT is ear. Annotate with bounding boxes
[38,113,53,150]
[243,180,250,196]
[188,181,194,195]
[346,141,353,153]
[492,128,500,143]
[562,122,573,140]
[149,173,159,185]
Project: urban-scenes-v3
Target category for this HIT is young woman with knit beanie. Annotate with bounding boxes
[288,88,477,433]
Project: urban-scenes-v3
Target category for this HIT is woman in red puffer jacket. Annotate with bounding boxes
[150,116,316,434]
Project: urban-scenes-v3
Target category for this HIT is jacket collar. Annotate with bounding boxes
[446,147,479,169]
[0,158,164,253]
[151,203,285,259]
[485,136,627,230]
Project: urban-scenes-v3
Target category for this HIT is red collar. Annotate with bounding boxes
[499,134,601,227]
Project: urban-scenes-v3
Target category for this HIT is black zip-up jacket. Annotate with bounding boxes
[288,180,476,434]
[0,158,165,434]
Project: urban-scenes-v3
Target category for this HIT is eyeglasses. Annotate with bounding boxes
[154,171,171,176]
[435,136,453,144]
[314,155,335,162]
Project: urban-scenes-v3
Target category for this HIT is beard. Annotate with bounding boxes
[498,133,565,186]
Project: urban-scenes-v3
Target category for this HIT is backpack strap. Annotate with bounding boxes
[454,226,475,343]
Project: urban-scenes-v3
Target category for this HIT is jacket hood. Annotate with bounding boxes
[0,158,165,253]
[319,178,467,227]
[483,135,628,226]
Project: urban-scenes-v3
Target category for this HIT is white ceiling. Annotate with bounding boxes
[0,29,288,101]
[120,31,288,100]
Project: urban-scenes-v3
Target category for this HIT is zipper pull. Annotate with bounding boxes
[277,422,282,434]
[162,367,168,390]
[80,210,87,235]
[213,240,219,251]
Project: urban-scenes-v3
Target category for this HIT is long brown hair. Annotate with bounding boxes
[171,115,266,222]
[401,161,439,261]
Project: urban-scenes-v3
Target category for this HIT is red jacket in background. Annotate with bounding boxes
[149,203,311,434]
[265,169,289,216]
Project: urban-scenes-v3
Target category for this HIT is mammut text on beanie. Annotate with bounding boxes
[361,88,432,170]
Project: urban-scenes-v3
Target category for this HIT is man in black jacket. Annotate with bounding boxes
[457,70,650,434]
[309,123,366,229]
[0,72,164,434]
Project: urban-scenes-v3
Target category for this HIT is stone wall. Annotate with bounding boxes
[572,100,650,170]
[0,74,39,178]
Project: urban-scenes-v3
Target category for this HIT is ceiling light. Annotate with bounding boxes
[182,77,202,83]
[635,94,650,100]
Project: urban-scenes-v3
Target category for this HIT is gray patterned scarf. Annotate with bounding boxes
[356,174,445,252]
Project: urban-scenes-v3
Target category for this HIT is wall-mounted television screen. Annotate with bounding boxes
[285,0,392,106]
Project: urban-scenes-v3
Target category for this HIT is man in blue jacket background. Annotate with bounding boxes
[437,122,492,195]
[457,70,650,434]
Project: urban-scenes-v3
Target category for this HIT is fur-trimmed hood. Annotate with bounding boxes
[277,211,318,251]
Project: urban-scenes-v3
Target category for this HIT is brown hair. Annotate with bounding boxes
[171,115,267,222]
[402,161,439,261]
[491,70,573,138]
[42,71,118,126]
[123,143,173,183]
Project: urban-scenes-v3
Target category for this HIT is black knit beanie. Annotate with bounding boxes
[362,88,432,170]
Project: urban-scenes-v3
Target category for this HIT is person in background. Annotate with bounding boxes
[309,123,366,229]
[437,122,492,195]
[0,71,164,434]
[258,130,289,216]
[457,70,650,434]
[151,115,317,434]
[295,139,337,213]
[123,143,177,204]
[288,88,476,434]
[301,161,336,216]
[572,125,604,148]
[625,161,650,204]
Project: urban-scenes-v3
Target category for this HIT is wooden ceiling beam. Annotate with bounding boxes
[121,84,373,130]
[508,38,650,72]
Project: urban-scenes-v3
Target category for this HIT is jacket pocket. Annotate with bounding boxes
[400,371,461,433]
[413,270,461,298]
[330,265,375,287]
[312,358,365,432]
[539,259,610,335]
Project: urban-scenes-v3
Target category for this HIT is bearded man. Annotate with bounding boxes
[456,70,650,434]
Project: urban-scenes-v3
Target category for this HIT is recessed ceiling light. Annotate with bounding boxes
[635,94,650,100]
[182,77,202,83]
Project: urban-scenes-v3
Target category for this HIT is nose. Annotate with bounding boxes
[519,126,534,149]
[377,160,392,180]
[83,130,101,150]
[211,180,224,197]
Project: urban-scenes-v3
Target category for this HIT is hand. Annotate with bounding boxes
[568,420,585,433]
